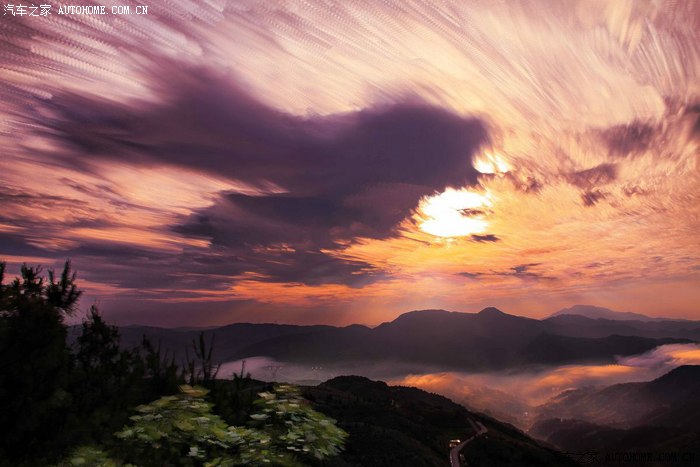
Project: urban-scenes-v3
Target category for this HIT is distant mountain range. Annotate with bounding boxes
[534,364,700,429]
[550,304,683,322]
[83,306,700,372]
[530,366,700,465]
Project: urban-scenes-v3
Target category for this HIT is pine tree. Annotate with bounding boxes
[0,261,80,465]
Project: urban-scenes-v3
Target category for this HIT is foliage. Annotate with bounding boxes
[0,262,180,465]
[112,385,237,466]
[0,261,80,464]
[62,384,346,467]
[206,362,258,427]
[251,384,348,462]
[185,332,220,385]
[69,307,181,445]
[137,335,183,398]
[61,446,124,467]
[0,261,81,317]
[1,261,347,466]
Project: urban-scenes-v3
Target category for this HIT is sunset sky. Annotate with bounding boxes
[1,0,699,326]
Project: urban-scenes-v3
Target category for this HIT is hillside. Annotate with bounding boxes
[535,365,700,428]
[302,376,578,467]
[530,366,700,466]
[529,418,700,466]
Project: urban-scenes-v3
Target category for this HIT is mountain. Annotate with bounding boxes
[232,308,691,370]
[69,322,337,364]
[303,375,578,467]
[520,333,687,365]
[534,365,700,429]
[529,419,699,466]
[101,308,696,371]
[530,366,700,466]
[550,304,664,321]
[540,313,700,340]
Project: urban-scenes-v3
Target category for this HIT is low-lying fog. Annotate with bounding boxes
[219,343,700,429]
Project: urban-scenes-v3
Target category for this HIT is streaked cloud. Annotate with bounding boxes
[0,0,698,324]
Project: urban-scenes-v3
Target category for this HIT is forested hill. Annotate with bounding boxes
[303,375,579,467]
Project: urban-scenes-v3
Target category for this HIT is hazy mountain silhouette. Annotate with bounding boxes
[535,365,700,429]
[520,333,687,365]
[530,366,700,465]
[98,307,698,370]
[232,308,691,370]
[69,322,337,365]
[550,304,665,321]
[540,314,700,340]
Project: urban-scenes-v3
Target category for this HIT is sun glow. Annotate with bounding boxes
[473,152,511,174]
[418,188,492,238]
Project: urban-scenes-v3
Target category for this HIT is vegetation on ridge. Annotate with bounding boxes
[0,261,346,466]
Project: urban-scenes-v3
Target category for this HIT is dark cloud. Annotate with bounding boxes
[511,263,540,274]
[71,246,235,292]
[38,66,487,196]
[0,232,53,258]
[581,190,607,207]
[0,186,91,214]
[243,250,381,288]
[461,209,487,216]
[470,234,500,243]
[600,121,655,156]
[457,263,555,282]
[567,163,617,189]
[25,66,488,287]
[458,272,483,279]
[502,263,556,281]
[505,173,543,194]
[566,164,613,207]
[685,103,700,138]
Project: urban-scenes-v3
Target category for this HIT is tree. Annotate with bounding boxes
[137,335,183,400]
[207,361,257,427]
[69,307,151,444]
[185,332,220,385]
[1,260,348,466]
[0,261,81,464]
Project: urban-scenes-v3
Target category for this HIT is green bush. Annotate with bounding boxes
[61,384,347,466]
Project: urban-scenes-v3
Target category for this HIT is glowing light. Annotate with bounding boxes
[418,188,492,238]
[473,152,511,174]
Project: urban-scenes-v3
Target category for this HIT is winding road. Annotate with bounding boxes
[449,419,488,467]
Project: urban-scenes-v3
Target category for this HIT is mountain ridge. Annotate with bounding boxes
[550,304,687,322]
[530,366,700,464]
[91,307,698,371]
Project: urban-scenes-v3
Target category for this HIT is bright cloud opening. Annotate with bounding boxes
[418,188,492,238]
[473,151,511,174]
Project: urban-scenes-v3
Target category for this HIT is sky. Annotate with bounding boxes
[1,0,699,326]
